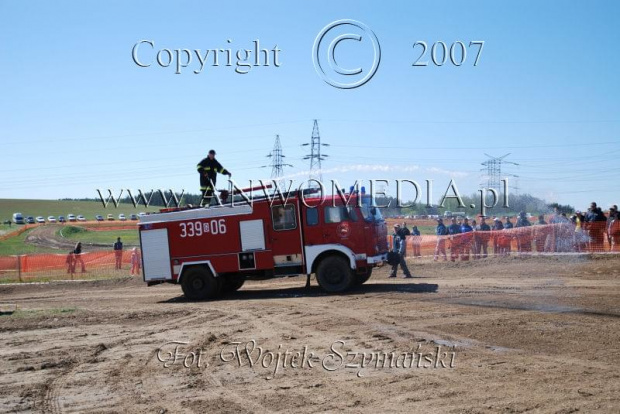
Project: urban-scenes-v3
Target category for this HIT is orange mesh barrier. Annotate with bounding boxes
[0,224,37,241]
[389,223,614,260]
[0,256,19,272]
[1,223,618,284]
[0,250,142,283]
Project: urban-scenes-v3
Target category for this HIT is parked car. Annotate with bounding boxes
[36,216,45,224]
[58,216,66,223]
[118,214,127,221]
[107,214,114,221]
[130,214,138,220]
[47,216,56,223]
[95,215,104,221]
[26,216,35,224]
[67,214,76,222]
[12,213,25,224]
[138,212,147,217]
[77,215,86,222]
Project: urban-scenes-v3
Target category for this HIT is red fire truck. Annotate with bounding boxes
[138,187,388,300]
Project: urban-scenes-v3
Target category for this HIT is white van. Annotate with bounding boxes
[12,212,25,224]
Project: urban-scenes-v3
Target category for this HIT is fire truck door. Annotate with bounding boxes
[268,203,303,267]
[321,205,364,252]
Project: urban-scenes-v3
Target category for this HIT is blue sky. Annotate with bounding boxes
[1,0,618,210]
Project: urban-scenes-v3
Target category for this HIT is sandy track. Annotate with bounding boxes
[0,256,619,413]
[24,225,121,251]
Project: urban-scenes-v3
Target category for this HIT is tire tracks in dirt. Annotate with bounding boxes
[24,225,121,251]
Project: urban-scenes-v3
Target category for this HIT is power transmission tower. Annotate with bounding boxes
[480,153,519,193]
[302,119,329,184]
[264,134,292,180]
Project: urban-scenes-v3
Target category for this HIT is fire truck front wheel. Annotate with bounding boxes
[181,267,220,301]
[355,268,373,285]
[221,276,245,294]
[316,256,355,293]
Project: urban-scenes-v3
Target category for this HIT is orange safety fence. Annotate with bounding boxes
[390,223,619,260]
[0,224,38,241]
[1,223,619,283]
[0,250,142,283]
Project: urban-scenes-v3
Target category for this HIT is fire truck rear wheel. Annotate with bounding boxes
[355,268,373,285]
[181,267,220,301]
[316,256,355,293]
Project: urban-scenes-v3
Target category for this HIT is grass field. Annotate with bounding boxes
[0,229,61,255]
[0,224,18,237]
[0,199,154,255]
[59,226,140,245]
[0,199,160,223]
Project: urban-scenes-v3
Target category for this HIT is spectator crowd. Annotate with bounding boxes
[392,201,620,263]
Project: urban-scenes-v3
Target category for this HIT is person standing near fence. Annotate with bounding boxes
[606,206,620,252]
[504,216,514,255]
[411,225,422,258]
[534,214,550,253]
[73,242,86,273]
[471,219,479,258]
[66,251,75,275]
[606,205,618,250]
[113,237,123,270]
[459,217,473,260]
[585,202,607,252]
[515,212,533,254]
[130,248,141,275]
[389,224,412,278]
[448,218,461,262]
[492,218,504,256]
[572,211,588,252]
[434,218,448,261]
[476,216,491,258]
[398,222,411,257]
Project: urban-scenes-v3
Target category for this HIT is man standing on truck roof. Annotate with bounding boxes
[197,149,231,207]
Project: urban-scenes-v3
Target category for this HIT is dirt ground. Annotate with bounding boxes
[24,225,113,251]
[1,255,619,413]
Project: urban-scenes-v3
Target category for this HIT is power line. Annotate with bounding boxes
[328,140,619,150]
[2,120,313,146]
[319,119,620,125]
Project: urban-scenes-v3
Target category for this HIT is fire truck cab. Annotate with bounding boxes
[138,189,388,300]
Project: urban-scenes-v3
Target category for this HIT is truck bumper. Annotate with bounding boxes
[367,253,387,265]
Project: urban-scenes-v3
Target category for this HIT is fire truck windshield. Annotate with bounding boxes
[360,203,383,222]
